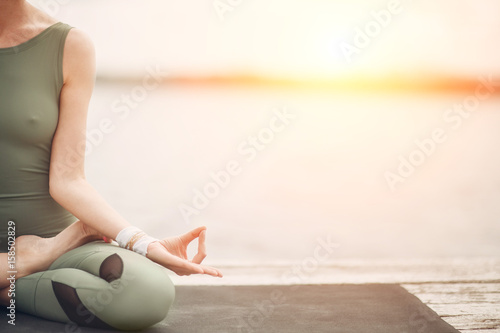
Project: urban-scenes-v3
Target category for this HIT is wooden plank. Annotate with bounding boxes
[403,283,500,332]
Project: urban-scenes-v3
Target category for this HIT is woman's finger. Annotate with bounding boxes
[147,236,222,277]
[160,254,221,277]
[180,226,206,243]
[192,230,207,264]
[148,242,212,276]
[154,250,204,275]
[200,265,223,278]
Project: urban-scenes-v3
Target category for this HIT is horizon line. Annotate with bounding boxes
[95,74,500,94]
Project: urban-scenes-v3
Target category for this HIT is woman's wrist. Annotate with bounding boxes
[115,226,159,256]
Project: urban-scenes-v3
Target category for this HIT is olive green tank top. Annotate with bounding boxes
[0,22,77,251]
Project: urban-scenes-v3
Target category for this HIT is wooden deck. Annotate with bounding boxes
[404,282,500,333]
[169,257,500,332]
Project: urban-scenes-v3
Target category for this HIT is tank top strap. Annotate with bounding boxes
[46,22,74,91]
[0,22,73,91]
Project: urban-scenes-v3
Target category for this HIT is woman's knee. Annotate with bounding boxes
[48,245,176,330]
[97,252,176,330]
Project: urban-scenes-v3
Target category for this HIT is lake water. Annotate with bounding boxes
[84,81,500,264]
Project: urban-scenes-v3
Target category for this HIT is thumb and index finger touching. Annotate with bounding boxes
[181,226,208,264]
[180,226,207,243]
[182,226,219,275]
[165,225,222,277]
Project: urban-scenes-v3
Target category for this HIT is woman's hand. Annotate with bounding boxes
[146,226,223,278]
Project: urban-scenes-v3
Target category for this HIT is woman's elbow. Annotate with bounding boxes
[48,174,84,201]
[48,178,64,200]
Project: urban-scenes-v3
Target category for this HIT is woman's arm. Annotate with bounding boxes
[49,29,221,277]
[49,28,130,239]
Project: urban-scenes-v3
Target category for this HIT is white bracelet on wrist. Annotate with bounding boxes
[115,226,159,256]
[133,234,159,256]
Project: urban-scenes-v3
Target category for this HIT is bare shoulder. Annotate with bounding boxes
[65,28,95,53]
[63,28,96,84]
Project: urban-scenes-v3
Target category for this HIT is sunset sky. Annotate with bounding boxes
[24,0,500,260]
[32,0,500,80]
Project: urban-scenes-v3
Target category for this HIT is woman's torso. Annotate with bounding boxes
[0,22,77,252]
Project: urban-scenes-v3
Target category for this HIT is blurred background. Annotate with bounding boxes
[30,0,500,264]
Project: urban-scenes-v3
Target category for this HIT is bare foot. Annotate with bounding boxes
[14,235,56,280]
[0,221,106,306]
[8,221,104,281]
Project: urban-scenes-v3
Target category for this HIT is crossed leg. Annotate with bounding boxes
[15,241,175,330]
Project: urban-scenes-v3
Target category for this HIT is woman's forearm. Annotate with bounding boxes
[49,178,222,277]
[50,178,131,240]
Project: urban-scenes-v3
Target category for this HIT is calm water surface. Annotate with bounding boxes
[84,82,500,264]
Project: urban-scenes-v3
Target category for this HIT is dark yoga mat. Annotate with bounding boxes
[0,284,459,333]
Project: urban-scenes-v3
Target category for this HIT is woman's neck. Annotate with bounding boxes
[0,1,56,47]
[0,0,31,32]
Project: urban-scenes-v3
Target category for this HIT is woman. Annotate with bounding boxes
[0,1,222,330]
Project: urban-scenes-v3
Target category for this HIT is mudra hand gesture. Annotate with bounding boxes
[145,226,223,277]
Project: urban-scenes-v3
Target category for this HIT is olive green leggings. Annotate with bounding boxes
[15,241,175,331]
